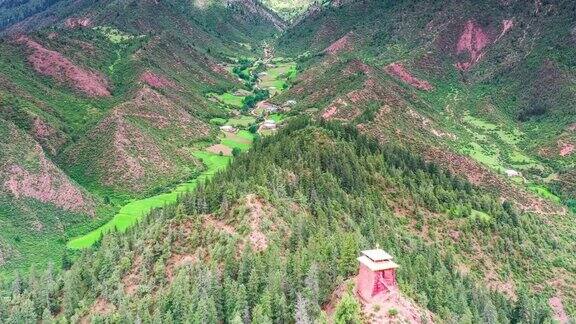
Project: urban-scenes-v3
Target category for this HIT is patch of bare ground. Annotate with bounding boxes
[122,255,142,296]
[140,71,175,89]
[31,116,68,156]
[323,31,355,55]
[206,144,233,156]
[321,78,384,121]
[559,142,574,157]
[549,296,569,324]
[15,36,110,97]
[362,289,434,324]
[80,298,115,324]
[204,216,238,236]
[454,20,491,70]
[324,279,434,323]
[245,194,269,252]
[204,195,289,253]
[1,123,93,214]
[385,62,433,91]
[64,17,92,29]
[165,254,197,283]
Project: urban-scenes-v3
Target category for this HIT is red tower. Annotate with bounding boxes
[356,249,399,302]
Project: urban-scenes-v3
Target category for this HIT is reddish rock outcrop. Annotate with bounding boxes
[323,32,355,55]
[64,17,92,29]
[385,62,433,91]
[139,71,175,89]
[2,124,92,214]
[16,36,110,97]
[455,20,490,70]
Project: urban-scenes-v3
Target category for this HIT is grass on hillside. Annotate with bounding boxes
[67,151,232,249]
[93,26,143,44]
[528,184,561,203]
[212,92,246,108]
[67,130,255,249]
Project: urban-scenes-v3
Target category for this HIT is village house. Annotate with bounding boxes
[220,125,237,133]
[261,119,277,130]
[356,248,399,302]
[505,169,520,177]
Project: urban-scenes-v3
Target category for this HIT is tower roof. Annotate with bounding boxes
[357,255,399,271]
[361,249,393,262]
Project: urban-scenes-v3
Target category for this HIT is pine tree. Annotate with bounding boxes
[334,293,362,324]
[295,293,311,324]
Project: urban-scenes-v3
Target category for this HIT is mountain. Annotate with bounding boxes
[275,0,575,209]
[0,0,575,322]
[0,0,284,273]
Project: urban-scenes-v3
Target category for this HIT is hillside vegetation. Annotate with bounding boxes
[0,0,283,274]
[274,0,575,211]
[2,119,574,322]
[0,0,574,322]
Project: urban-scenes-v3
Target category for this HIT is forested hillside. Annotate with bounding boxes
[1,119,574,322]
[0,0,62,30]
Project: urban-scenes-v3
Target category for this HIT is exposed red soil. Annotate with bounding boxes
[204,216,238,236]
[79,298,115,323]
[455,20,490,70]
[32,117,67,155]
[385,62,433,91]
[559,142,574,157]
[16,36,110,97]
[139,71,175,89]
[2,124,92,213]
[245,194,269,252]
[122,255,142,296]
[322,105,338,119]
[324,279,434,323]
[323,32,355,55]
[166,254,197,282]
[313,21,339,49]
[496,19,514,41]
[549,296,569,323]
[64,17,92,29]
[3,155,90,213]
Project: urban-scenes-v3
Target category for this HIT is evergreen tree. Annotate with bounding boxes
[334,293,362,324]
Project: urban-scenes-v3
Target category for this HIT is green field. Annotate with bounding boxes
[226,115,256,127]
[213,92,246,108]
[210,117,228,125]
[67,151,233,249]
[220,130,255,151]
[528,184,561,203]
[269,113,286,123]
[259,62,297,93]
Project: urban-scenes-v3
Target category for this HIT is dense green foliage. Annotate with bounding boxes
[1,119,572,322]
[0,0,61,29]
